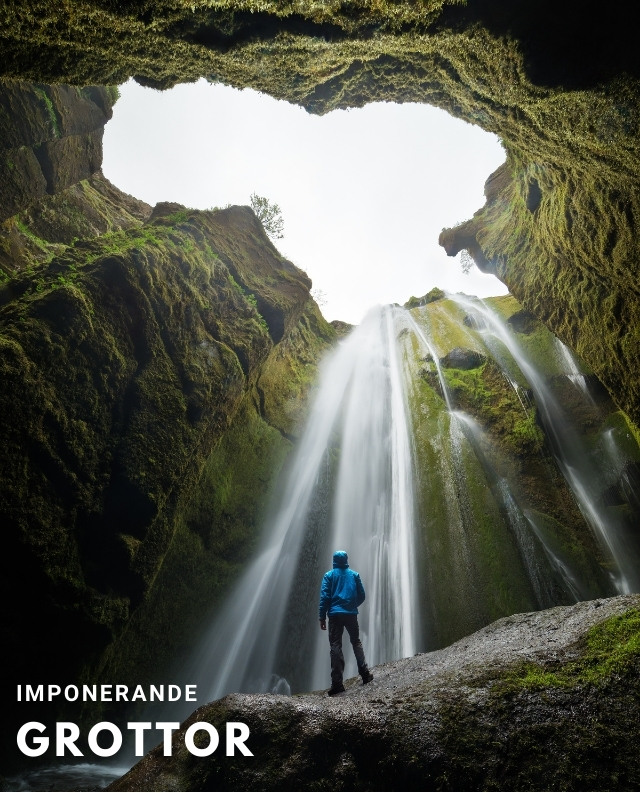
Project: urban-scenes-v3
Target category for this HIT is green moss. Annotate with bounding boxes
[402,330,539,648]
[95,395,293,693]
[257,300,335,435]
[33,85,61,138]
[442,361,545,456]
[14,218,54,257]
[464,145,640,427]
[415,299,480,357]
[105,84,120,104]
[1,174,151,274]
[602,410,640,456]
[495,608,640,694]
[401,296,624,648]
[405,287,445,308]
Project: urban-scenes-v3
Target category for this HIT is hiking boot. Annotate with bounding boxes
[361,671,374,684]
[327,683,345,696]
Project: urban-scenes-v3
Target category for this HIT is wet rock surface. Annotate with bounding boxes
[110,594,640,791]
[0,81,114,221]
[440,346,486,370]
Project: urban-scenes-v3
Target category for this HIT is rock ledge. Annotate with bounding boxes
[110,594,640,791]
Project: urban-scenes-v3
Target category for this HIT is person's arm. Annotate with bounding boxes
[319,572,331,629]
[355,573,365,607]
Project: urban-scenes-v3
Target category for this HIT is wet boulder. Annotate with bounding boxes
[507,309,539,335]
[440,347,486,370]
[108,595,640,792]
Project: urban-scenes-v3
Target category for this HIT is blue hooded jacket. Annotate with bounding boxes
[318,550,366,619]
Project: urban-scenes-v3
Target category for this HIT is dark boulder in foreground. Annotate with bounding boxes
[110,594,640,792]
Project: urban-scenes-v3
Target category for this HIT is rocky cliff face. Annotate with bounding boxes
[1,202,316,641]
[0,171,152,276]
[0,80,116,222]
[401,293,640,649]
[109,594,640,792]
[0,83,336,767]
[0,202,335,764]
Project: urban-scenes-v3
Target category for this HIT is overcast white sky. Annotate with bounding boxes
[103,78,507,324]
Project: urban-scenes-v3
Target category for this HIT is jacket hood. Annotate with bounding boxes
[332,550,349,568]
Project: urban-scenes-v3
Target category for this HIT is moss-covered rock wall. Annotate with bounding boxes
[0,195,335,766]
[0,74,341,772]
[0,172,152,276]
[0,80,116,221]
[3,0,638,430]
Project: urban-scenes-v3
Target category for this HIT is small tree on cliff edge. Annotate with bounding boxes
[250,193,284,240]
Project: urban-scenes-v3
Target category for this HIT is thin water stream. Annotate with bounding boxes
[405,307,586,611]
[447,293,640,594]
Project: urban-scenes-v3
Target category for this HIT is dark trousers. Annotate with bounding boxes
[328,613,369,685]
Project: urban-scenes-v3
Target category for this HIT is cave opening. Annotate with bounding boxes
[102,78,508,324]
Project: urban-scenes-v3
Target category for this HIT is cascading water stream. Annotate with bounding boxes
[171,292,638,725]
[184,304,420,705]
[405,313,454,410]
[553,337,596,405]
[404,309,584,607]
[309,306,419,684]
[447,292,640,594]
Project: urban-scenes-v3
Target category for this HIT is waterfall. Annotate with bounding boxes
[178,292,639,714]
[447,293,640,595]
[309,306,419,685]
[185,304,419,703]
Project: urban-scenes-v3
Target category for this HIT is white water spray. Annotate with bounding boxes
[310,306,419,684]
[406,305,586,607]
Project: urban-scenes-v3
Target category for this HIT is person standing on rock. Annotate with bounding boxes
[318,550,374,696]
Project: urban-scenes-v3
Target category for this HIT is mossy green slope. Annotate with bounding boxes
[0,172,152,276]
[0,173,151,280]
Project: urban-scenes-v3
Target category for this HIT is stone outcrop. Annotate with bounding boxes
[438,149,640,429]
[108,595,640,792]
[404,287,445,309]
[439,346,486,370]
[0,81,115,221]
[0,171,152,276]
